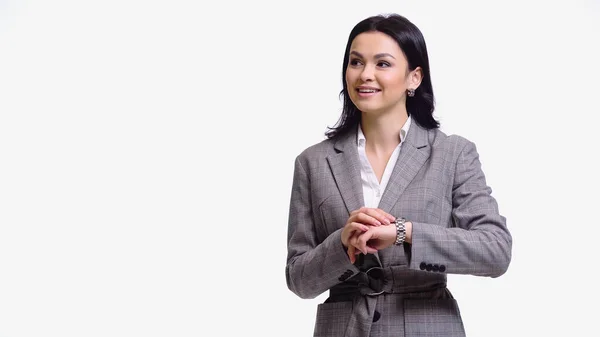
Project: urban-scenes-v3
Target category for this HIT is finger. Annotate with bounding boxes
[345,222,369,241]
[357,231,374,254]
[356,208,395,224]
[351,233,369,255]
[354,212,383,226]
[343,221,368,242]
[341,228,350,247]
[351,222,370,232]
[354,241,377,254]
[365,208,394,225]
[349,234,362,255]
[349,233,358,249]
[376,209,396,223]
[347,244,356,263]
[350,206,370,217]
[364,245,378,254]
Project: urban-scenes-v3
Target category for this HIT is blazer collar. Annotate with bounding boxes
[333,118,429,152]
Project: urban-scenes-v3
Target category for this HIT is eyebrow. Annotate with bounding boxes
[350,51,396,59]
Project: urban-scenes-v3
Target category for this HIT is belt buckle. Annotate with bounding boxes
[364,267,386,296]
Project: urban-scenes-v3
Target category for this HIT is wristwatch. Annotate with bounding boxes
[393,217,407,245]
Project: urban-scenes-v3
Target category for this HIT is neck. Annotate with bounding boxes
[360,110,408,154]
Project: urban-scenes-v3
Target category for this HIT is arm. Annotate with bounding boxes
[408,140,512,277]
[285,156,360,299]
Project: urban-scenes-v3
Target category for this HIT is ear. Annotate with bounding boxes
[407,66,423,90]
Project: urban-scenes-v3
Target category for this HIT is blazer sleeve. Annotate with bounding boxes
[285,155,360,299]
[408,139,512,277]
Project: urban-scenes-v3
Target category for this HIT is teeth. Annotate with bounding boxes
[359,89,378,93]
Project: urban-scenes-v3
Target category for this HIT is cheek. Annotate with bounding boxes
[379,73,406,91]
[387,80,407,92]
[346,70,361,98]
[345,69,357,85]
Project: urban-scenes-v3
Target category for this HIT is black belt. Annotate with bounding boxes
[328,266,448,302]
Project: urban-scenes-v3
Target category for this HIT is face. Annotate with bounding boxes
[345,31,422,115]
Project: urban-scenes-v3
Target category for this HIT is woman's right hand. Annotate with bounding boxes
[341,207,395,263]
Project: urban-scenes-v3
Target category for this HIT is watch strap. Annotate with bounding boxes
[394,217,406,245]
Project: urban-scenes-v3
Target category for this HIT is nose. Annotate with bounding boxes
[360,64,375,82]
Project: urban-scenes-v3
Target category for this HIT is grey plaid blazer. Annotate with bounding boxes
[285,121,512,337]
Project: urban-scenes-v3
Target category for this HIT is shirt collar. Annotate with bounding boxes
[357,115,412,147]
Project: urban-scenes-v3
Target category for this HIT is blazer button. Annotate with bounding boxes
[419,262,427,270]
[338,269,353,281]
[439,265,446,272]
[373,310,381,323]
[426,264,433,271]
[432,264,440,272]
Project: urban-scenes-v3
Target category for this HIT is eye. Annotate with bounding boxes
[349,58,363,66]
[377,61,391,68]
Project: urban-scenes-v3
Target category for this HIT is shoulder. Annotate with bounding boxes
[294,138,336,165]
[428,128,476,155]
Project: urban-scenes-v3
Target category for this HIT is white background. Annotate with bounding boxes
[1,0,599,336]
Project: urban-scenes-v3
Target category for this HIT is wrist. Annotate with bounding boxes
[393,218,406,245]
[405,221,412,244]
[393,218,413,245]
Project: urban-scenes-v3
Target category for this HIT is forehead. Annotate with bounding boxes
[350,31,404,58]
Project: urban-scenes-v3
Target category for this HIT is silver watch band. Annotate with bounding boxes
[394,217,406,245]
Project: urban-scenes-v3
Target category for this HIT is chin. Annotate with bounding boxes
[355,102,384,114]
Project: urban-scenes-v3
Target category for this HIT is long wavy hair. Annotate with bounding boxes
[325,14,439,139]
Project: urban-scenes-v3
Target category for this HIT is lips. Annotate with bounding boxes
[355,86,381,98]
[356,87,381,93]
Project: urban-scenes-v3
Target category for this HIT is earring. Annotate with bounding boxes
[407,88,415,97]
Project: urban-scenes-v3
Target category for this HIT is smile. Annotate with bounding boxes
[356,88,381,97]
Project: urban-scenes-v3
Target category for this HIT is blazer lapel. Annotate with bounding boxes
[326,128,364,215]
[327,128,385,266]
[377,122,431,214]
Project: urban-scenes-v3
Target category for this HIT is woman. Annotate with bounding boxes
[285,13,512,337]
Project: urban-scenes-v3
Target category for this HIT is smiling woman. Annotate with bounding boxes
[285,13,512,337]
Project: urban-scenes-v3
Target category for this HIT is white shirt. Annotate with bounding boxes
[357,116,412,208]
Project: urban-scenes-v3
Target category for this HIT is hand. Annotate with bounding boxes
[341,207,395,262]
[347,221,413,263]
[349,224,397,256]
